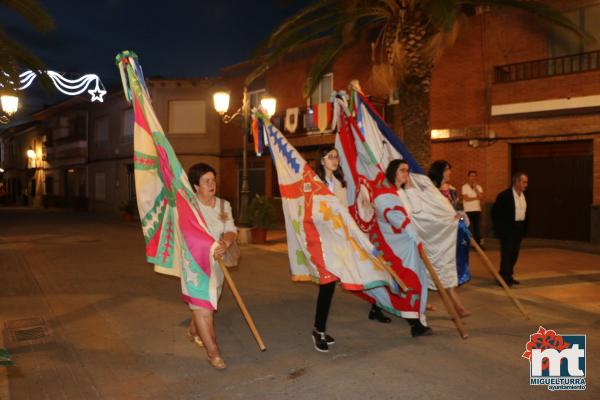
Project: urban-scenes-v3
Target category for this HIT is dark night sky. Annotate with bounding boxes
[1,0,310,122]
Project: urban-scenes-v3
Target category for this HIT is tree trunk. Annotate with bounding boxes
[396,76,432,169]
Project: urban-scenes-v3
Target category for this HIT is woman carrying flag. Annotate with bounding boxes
[314,146,429,352]
[311,146,345,352]
[185,163,239,369]
[387,159,471,318]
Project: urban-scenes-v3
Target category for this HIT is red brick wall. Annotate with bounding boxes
[431,17,486,129]
[431,140,510,203]
[216,0,600,226]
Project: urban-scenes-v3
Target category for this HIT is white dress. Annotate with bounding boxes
[325,176,348,207]
[197,197,237,241]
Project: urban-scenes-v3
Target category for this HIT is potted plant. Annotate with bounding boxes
[119,198,138,223]
[248,194,275,244]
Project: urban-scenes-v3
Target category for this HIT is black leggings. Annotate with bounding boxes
[466,211,482,245]
[314,281,336,332]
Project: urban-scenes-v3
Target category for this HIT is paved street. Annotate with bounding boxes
[0,208,598,399]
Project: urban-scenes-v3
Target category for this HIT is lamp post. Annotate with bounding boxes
[213,87,276,227]
[26,146,44,208]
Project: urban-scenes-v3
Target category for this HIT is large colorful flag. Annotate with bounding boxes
[258,113,425,319]
[116,51,222,310]
[345,90,470,288]
[332,96,429,319]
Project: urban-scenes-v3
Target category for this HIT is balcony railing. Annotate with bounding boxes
[494,51,600,83]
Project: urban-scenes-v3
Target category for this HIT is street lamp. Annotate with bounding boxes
[1,93,18,115]
[0,91,19,124]
[213,91,230,115]
[213,87,277,227]
[260,94,277,117]
[27,148,37,170]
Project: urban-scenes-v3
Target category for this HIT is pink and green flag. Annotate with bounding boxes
[116,51,221,310]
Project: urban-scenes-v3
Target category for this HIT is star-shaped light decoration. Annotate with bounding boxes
[88,85,107,102]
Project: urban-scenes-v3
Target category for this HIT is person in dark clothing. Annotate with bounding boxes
[312,146,346,352]
[491,172,529,286]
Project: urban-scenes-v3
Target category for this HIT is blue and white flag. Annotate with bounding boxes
[347,90,470,289]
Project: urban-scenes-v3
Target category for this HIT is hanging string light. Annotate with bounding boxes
[0,69,107,123]
[16,70,107,102]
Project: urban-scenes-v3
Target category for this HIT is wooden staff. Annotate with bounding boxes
[376,256,408,292]
[419,247,469,339]
[470,239,530,320]
[216,258,267,351]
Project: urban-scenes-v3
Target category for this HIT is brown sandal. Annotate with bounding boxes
[207,355,226,370]
[187,330,204,347]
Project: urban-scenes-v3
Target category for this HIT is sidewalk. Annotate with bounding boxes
[0,208,598,399]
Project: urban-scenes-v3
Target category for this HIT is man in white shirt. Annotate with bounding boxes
[491,172,529,286]
[462,170,484,246]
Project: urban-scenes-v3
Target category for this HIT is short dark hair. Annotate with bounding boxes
[512,171,527,184]
[188,163,216,192]
[385,159,408,188]
[428,160,451,188]
[468,170,477,176]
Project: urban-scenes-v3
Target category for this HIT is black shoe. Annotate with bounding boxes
[498,277,513,287]
[368,306,392,324]
[406,319,433,337]
[511,278,521,285]
[312,330,330,352]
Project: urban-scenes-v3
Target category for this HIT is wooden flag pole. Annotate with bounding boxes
[470,239,530,320]
[216,258,267,351]
[419,247,469,339]
[376,256,409,292]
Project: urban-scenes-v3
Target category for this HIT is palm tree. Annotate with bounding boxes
[248,0,585,166]
[0,0,54,91]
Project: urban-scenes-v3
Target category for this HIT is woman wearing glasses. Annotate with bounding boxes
[312,146,393,352]
[386,159,471,318]
[310,146,344,352]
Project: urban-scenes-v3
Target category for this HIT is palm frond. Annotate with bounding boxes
[420,14,462,65]
[0,0,54,91]
[0,0,54,32]
[424,0,458,32]
[268,0,340,44]
[0,26,52,91]
[247,1,387,87]
[304,30,356,96]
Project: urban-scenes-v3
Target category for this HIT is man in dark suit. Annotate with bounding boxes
[491,172,529,286]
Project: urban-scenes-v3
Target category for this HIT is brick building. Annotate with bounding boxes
[2,1,598,242]
[216,0,600,243]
